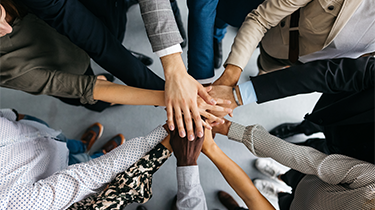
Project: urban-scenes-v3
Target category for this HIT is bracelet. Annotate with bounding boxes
[232,87,241,106]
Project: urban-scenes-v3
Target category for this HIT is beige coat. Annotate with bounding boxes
[225,0,363,70]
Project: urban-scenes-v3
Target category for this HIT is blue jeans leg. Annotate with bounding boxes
[66,139,92,165]
[214,17,228,43]
[90,151,105,159]
[23,115,49,127]
[187,0,219,80]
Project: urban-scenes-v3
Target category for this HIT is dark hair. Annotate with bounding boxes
[0,0,27,22]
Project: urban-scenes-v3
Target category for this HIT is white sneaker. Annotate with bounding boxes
[255,158,283,180]
[253,179,285,198]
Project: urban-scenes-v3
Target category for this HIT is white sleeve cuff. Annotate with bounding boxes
[238,81,258,105]
[155,44,183,58]
[0,109,17,121]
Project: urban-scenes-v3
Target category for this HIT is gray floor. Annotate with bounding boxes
[0,3,323,210]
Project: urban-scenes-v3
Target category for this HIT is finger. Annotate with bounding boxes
[174,106,186,138]
[191,106,204,138]
[201,111,224,126]
[166,103,175,131]
[214,98,232,105]
[182,105,195,141]
[198,85,216,105]
[229,112,234,117]
[205,86,213,92]
[201,119,212,130]
[204,103,232,115]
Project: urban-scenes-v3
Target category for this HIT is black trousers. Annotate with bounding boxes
[78,0,165,90]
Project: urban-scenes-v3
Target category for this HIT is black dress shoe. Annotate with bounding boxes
[130,50,153,66]
[269,122,302,139]
[213,38,223,69]
[136,206,148,210]
[218,191,240,210]
[170,0,187,48]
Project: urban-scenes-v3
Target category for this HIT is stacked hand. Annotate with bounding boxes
[162,53,232,141]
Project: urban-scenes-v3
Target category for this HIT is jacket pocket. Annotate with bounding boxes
[301,0,343,33]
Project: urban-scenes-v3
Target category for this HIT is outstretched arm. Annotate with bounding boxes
[161,53,218,141]
[93,79,232,125]
[202,128,275,210]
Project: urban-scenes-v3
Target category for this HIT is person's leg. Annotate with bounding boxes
[78,0,165,90]
[170,0,187,48]
[22,115,49,127]
[216,0,264,28]
[277,169,305,210]
[187,0,219,81]
[213,17,228,69]
[90,134,125,159]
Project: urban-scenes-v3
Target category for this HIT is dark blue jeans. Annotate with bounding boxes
[186,0,264,80]
[23,115,104,165]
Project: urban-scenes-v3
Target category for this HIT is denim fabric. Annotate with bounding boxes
[186,0,219,80]
[23,115,49,127]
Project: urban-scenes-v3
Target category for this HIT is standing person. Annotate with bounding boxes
[214,0,375,87]
[185,0,264,84]
[0,108,171,209]
[0,0,231,126]
[18,0,215,140]
[209,57,374,163]
[210,120,375,210]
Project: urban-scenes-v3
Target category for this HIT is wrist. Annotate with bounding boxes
[160,53,185,79]
[202,143,220,157]
[214,64,242,86]
[177,159,198,167]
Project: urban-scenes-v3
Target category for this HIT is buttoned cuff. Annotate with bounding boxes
[155,44,183,58]
[177,165,200,187]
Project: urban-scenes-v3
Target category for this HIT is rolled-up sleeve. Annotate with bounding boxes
[1,69,97,104]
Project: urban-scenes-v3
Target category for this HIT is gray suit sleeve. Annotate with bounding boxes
[138,0,183,52]
[176,166,208,210]
[228,123,375,188]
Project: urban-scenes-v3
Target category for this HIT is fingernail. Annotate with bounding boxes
[197,131,203,137]
[211,99,217,104]
[189,134,195,141]
[180,130,186,137]
[169,125,175,131]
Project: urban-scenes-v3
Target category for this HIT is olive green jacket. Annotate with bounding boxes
[0,13,96,104]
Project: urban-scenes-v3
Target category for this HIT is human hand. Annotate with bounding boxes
[208,85,241,117]
[169,120,204,166]
[161,53,216,141]
[213,64,242,86]
[212,119,232,137]
[197,86,233,127]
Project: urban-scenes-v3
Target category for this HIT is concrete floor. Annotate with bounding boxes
[0,2,323,210]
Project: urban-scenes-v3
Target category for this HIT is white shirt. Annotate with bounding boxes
[299,0,375,63]
[0,109,167,210]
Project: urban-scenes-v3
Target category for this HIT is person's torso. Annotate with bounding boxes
[0,13,89,85]
[261,0,375,61]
